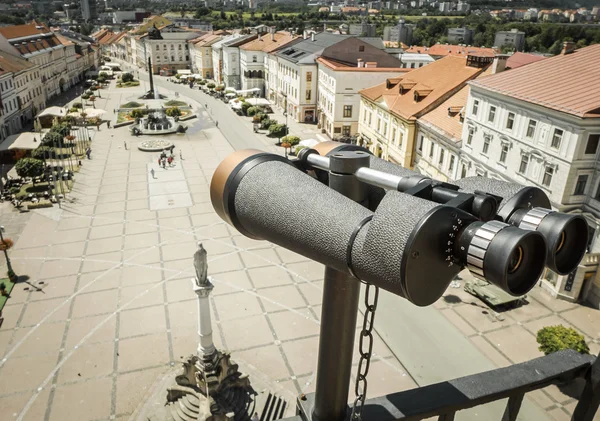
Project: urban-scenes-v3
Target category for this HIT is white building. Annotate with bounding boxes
[398,53,435,69]
[316,38,406,138]
[0,70,19,140]
[0,53,43,130]
[271,32,385,123]
[189,32,226,80]
[459,44,600,306]
[212,34,257,88]
[239,30,297,96]
[494,29,526,51]
[137,25,201,75]
[0,22,75,102]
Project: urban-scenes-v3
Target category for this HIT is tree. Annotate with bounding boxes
[268,123,287,138]
[281,135,300,147]
[195,7,211,17]
[241,101,252,116]
[166,107,182,117]
[15,158,44,184]
[121,72,134,83]
[220,9,226,19]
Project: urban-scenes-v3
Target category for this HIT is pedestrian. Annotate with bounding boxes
[179,150,183,160]
[251,412,259,421]
[215,121,218,128]
[107,120,111,128]
[150,168,155,179]
[86,147,91,159]
[96,122,100,131]
[157,157,161,166]
[124,140,127,150]
[169,144,175,154]
[167,156,173,167]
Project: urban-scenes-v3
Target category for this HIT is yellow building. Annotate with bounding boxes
[358,55,490,168]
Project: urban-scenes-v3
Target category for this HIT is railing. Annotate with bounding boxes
[290,350,598,421]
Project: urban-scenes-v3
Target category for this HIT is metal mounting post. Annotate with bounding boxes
[312,151,370,421]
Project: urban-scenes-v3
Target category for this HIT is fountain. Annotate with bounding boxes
[130,109,184,135]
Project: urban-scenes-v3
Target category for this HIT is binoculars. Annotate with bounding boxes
[210,142,588,307]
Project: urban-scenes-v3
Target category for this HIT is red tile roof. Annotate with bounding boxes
[505,52,547,69]
[0,52,34,74]
[471,44,600,118]
[360,56,487,121]
[0,21,51,40]
[406,44,498,58]
[318,57,411,73]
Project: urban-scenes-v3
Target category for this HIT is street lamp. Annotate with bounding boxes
[0,226,16,281]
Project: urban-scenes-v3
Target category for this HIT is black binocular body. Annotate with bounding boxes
[210,143,588,307]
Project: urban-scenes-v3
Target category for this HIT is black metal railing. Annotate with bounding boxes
[289,349,598,421]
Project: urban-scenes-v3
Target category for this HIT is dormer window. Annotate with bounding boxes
[359,45,365,52]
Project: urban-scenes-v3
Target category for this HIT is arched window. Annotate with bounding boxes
[257,70,263,78]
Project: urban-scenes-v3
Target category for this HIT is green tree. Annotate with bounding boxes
[268,123,287,138]
[281,135,300,146]
[121,72,134,83]
[166,107,182,117]
[195,7,211,17]
[15,158,44,184]
[241,101,252,115]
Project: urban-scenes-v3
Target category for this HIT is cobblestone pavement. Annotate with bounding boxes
[0,79,415,421]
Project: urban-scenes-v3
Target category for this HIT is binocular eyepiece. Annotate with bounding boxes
[208,148,573,306]
[454,177,589,276]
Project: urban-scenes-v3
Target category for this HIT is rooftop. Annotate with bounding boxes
[275,33,384,65]
[405,44,497,58]
[0,21,51,40]
[240,31,298,53]
[505,52,547,69]
[360,55,487,121]
[0,51,34,75]
[470,44,600,118]
[134,16,173,35]
[318,57,410,73]
[419,68,492,142]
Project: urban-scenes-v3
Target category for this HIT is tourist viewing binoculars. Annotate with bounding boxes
[210,142,588,307]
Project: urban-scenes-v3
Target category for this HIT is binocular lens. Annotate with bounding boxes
[457,221,546,296]
[508,246,524,274]
[509,208,588,275]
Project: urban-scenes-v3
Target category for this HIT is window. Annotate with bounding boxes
[439,148,445,166]
[342,126,351,136]
[358,45,365,52]
[343,105,352,118]
[305,90,311,101]
[461,165,467,178]
[417,134,423,152]
[500,144,508,163]
[376,118,381,132]
[574,175,589,195]
[178,45,182,50]
[526,120,537,138]
[585,134,600,155]
[551,129,563,149]
[472,99,479,116]
[482,135,490,154]
[429,142,434,158]
[449,155,455,172]
[363,109,367,122]
[519,155,529,174]
[253,55,257,62]
[306,72,312,82]
[392,128,397,144]
[334,127,341,133]
[488,106,496,123]
[368,113,372,126]
[383,122,388,136]
[506,112,515,130]
[542,166,554,187]
[466,128,474,145]
[155,45,159,51]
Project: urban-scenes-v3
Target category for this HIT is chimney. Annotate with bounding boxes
[311,32,315,42]
[561,41,576,55]
[357,58,364,67]
[365,61,377,68]
[271,27,275,41]
[303,30,308,40]
[491,54,508,74]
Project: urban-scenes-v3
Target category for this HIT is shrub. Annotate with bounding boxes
[206,82,216,89]
[252,114,262,123]
[81,93,90,100]
[536,325,589,355]
[90,85,97,91]
[69,107,79,113]
[129,109,146,119]
[295,145,308,155]
[268,123,287,138]
[215,85,224,92]
[15,158,44,182]
[43,131,63,147]
[246,106,258,117]
[281,135,300,146]
[121,101,143,108]
[121,72,134,83]
[33,146,55,160]
[198,80,206,85]
[166,107,182,117]
[241,101,252,115]
[260,118,275,130]
[72,102,82,109]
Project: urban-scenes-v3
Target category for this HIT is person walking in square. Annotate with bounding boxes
[150,168,155,179]
[86,147,92,159]
[124,140,127,150]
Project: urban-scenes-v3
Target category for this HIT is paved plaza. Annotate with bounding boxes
[0,75,598,421]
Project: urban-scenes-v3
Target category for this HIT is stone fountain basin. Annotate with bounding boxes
[138,139,174,152]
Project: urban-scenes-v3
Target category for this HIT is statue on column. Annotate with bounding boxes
[194,242,208,287]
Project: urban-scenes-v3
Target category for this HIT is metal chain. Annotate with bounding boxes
[350,283,379,421]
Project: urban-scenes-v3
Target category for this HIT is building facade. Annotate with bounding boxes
[383,18,414,45]
[190,33,223,80]
[458,45,600,306]
[447,27,474,45]
[494,29,526,51]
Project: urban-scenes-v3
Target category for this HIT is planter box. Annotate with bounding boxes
[114,120,135,128]
[179,114,197,122]
[27,202,53,210]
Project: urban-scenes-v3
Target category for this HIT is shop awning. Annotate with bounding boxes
[177,69,192,75]
[0,132,46,151]
[245,98,270,106]
[36,106,67,118]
